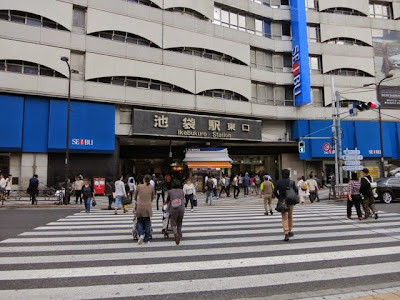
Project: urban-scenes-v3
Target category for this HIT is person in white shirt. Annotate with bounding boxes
[0,174,6,200]
[127,176,136,200]
[5,174,12,199]
[114,176,128,215]
[306,175,319,203]
[183,178,196,212]
[297,176,309,205]
[212,176,218,199]
[395,171,400,178]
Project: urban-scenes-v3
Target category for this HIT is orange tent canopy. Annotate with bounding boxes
[187,161,232,169]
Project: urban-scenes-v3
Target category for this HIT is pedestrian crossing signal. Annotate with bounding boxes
[298,141,306,153]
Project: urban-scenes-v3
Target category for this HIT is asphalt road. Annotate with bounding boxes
[0,200,400,299]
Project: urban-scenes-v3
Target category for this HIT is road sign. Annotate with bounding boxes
[344,161,361,166]
[298,141,305,153]
[343,155,363,161]
[343,149,360,155]
[343,165,364,171]
[323,142,332,154]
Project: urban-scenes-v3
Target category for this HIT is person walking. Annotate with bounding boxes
[232,175,240,199]
[127,175,136,201]
[27,174,39,205]
[167,179,185,245]
[164,173,172,190]
[212,175,218,199]
[243,172,250,197]
[4,174,12,200]
[360,168,378,219]
[155,176,165,211]
[135,175,155,245]
[81,179,95,213]
[219,174,229,198]
[74,176,83,204]
[306,174,319,203]
[330,173,336,198]
[254,174,261,195]
[260,175,273,215]
[297,176,309,205]
[274,169,298,242]
[0,174,6,201]
[205,177,214,205]
[314,175,321,202]
[321,171,328,188]
[64,178,73,204]
[183,178,196,212]
[114,175,128,215]
[105,178,115,210]
[348,172,363,220]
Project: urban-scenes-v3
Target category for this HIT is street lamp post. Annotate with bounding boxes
[364,73,393,178]
[61,56,72,205]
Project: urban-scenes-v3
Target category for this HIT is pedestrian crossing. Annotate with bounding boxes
[1,203,400,299]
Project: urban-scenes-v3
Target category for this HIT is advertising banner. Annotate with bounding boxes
[290,0,311,106]
[373,29,400,108]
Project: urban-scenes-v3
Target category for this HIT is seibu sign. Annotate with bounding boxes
[133,109,262,141]
[290,0,311,106]
[71,138,94,146]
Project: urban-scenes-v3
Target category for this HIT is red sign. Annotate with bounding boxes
[323,142,332,154]
[93,178,105,194]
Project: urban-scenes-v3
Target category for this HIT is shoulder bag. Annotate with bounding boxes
[285,181,299,205]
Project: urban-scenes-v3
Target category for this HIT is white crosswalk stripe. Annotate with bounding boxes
[1,203,400,300]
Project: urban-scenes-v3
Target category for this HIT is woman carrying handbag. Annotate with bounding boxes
[274,169,299,242]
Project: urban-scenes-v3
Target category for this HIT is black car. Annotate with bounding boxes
[376,177,400,204]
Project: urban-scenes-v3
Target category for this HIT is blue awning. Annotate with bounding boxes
[0,94,24,152]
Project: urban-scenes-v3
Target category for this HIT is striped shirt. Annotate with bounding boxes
[348,180,361,195]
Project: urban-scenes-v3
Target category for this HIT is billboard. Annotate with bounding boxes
[290,0,311,107]
[373,29,400,108]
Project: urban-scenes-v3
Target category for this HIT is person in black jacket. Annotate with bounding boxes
[105,178,115,210]
[27,174,39,205]
[273,169,298,241]
[360,168,378,219]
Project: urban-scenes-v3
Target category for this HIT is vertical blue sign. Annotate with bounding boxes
[290,0,311,106]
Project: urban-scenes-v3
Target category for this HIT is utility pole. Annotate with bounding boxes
[331,78,339,189]
[336,91,343,188]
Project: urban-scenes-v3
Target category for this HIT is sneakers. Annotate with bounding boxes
[359,217,363,221]
[138,235,144,245]
[270,210,273,215]
[284,234,290,242]
[108,205,112,210]
[123,207,128,213]
[114,210,118,215]
[288,232,294,238]
[375,213,379,220]
[191,209,194,212]
[264,212,269,216]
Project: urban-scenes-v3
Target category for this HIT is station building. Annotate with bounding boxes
[1,0,400,188]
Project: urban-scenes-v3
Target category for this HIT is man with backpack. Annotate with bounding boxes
[205,177,214,205]
[254,174,261,195]
[360,168,378,219]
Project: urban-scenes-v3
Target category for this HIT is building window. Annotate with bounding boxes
[169,47,245,65]
[72,6,86,28]
[126,0,158,8]
[251,82,295,106]
[311,87,324,106]
[0,60,65,77]
[167,7,208,20]
[326,68,373,77]
[89,31,158,48]
[307,24,321,43]
[323,7,366,16]
[213,5,273,38]
[250,48,273,71]
[309,56,322,74]
[369,2,393,19]
[199,90,248,101]
[91,76,191,94]
[0,10,67,30]
[305,0,319,10]
[119,106,132,124]
[325,38,370,47]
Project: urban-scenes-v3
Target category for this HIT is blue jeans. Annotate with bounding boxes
[244,186,249,196]
[136,217,151,242]
[84,197,91,212]
[115,195,123,209]
[206,190,213,205]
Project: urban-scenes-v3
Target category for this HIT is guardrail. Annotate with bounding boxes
[328,184,349,200]
[1,189,63,205]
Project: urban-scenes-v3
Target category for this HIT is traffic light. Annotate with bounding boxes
[356,102,377,111]
[298,140,305,153]
[350,102,378,116]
